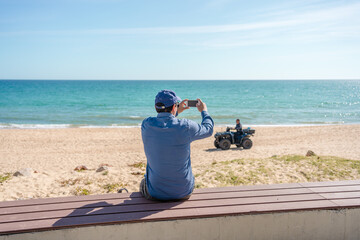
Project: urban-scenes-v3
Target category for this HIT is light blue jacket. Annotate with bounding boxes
[141,111,214,200]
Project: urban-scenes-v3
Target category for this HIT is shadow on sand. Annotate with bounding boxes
[205,147,244,152]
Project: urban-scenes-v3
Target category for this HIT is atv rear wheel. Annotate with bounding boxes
[219,139,231,150]
[214,140,220,148]
[242,138,253,149]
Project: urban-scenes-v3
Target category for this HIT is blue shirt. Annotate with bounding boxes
[141,111,214,200]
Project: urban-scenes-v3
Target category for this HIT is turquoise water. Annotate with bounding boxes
[0,80,359,128]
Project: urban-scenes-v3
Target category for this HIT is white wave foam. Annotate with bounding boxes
[0,122,352,130]
[129,116,142,119]
[0,123,141,129]
[0,123,72,129]
[215,122,349,128]
[79,124,141,129]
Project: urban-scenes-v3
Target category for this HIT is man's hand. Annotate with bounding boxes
[177,99,190,115]
[196,98,207,112]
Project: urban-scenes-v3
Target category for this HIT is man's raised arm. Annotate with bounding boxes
[189,99,214,141]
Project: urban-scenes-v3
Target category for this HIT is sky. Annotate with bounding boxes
[0,0,360,80]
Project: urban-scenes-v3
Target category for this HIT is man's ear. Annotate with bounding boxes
[171,104,177,115]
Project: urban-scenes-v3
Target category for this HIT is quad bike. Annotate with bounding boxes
[214,127,255,150]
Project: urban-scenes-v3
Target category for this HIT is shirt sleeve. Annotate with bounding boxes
[235,123,242,130]
[188,111,214,142]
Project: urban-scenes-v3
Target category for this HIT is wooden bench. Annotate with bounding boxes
[1,180,360,240]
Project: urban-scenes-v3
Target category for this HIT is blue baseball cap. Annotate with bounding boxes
[155,90,182,109]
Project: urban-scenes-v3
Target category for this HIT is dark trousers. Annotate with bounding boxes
[139,178,193,201]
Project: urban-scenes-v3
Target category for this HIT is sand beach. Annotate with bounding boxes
[0,124,359,201]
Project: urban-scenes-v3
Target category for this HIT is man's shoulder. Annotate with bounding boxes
[143,115,162,122]
[141,117,155,127]
[142,116,154,122]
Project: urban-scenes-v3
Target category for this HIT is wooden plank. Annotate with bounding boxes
[299,180,360,187]
[331,199,360,207]
[0,197,150,216]
[0,183,304,208]
[2,180,360,209]
[0,188,314,216]
[0,194,325,224]
[3,184,360,217]
[190,188,313,200]
[0,192,142,209]
[194,180,360,194]
[195,180,360,194]
[0,200,337,235]
[308,185,360,193]
[194,183,303,193]
[320,191,360,199]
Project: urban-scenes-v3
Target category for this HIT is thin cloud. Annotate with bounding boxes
[1,2,359,37]
[196,23,360,48]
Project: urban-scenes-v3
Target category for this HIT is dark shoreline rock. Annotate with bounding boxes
[13,168,33,177]
[306,150,316,157]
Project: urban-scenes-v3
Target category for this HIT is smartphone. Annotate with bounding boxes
[187,100,198,107]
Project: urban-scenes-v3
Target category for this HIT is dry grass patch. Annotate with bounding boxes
[194,155,360,188]
[128,162,146,169]
[59,177,94,187]
[0,173,12,184]
[73,187,91,196]
[60,178,82,187]
[102,183,126,193]
[131,171,144,176]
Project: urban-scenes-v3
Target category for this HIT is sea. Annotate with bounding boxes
[0,80,359,129]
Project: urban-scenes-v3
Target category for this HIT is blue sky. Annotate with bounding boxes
[1,0,360,80]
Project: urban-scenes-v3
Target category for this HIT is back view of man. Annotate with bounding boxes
[141,90,214,201]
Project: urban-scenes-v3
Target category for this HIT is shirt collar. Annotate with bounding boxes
[157,112,175,118]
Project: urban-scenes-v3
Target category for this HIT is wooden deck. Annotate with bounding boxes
[1,180,360,236]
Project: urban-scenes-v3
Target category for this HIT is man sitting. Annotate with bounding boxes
[235,118,242,132]
[140,90,214,201]
[234,118,243,141]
